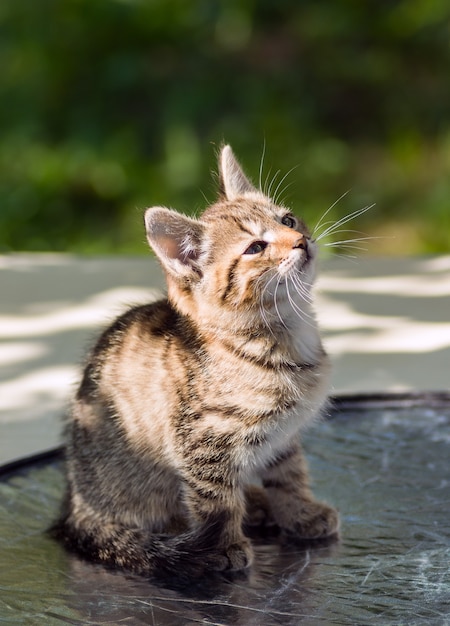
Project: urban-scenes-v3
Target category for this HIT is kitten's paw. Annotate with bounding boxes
[207,538,254,572]
[283,501,340,543]
[244,484,274,528]
[226,538,254,570]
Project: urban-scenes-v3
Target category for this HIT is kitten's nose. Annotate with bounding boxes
[292,234,307,250]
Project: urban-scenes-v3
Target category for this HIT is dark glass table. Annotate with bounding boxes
[1,395,449,625]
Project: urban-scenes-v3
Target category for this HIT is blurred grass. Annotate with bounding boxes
[1,0,449,255]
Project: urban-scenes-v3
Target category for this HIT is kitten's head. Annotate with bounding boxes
[145,146,317,330]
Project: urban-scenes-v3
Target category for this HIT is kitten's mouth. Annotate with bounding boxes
[280,246,313,275]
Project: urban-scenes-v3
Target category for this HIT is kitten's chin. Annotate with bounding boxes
[279,258,316,283]
[278,242,316,278]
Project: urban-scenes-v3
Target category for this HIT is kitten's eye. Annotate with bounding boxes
[243,241,267,255]
[282,215,296,228]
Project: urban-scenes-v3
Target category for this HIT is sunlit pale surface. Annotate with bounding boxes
[1,254,449,463]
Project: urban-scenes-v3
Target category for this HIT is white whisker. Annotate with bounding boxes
[271,164,301,205]
[285,279,302,316]
[290,272,314,305]
[323,233,387,255]
[258,140,266,193]
[324,235,387,246]
[255,269,279,336]
[262,166,273,197]
[325,243,368,252]
[324,238,377,248]
[290,279,314,312]
[273,275,289,330]
[328,252,359,262]
[259,297,275,336]
[277,181,297,207]
[312,190,352,237]
[266,169,281,200]
[318,227,369,238]
[291,268,311,302]
[285,277,315,328]
[316,204,375,242]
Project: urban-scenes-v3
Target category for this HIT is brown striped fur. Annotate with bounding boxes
[51,145,339,581]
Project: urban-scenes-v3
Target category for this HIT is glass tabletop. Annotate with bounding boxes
[1,403,449,625]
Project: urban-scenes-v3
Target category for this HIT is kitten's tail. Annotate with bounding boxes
[49,514,225,583]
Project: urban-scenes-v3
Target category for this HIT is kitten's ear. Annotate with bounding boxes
[219,145,256,200]
[145,207,204,280]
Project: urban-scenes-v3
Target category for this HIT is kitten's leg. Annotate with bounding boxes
[51,497,237,581]
[261,442,340,542]
[181,464,253,571]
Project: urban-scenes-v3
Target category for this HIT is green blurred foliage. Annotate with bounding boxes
[1,0,449,255]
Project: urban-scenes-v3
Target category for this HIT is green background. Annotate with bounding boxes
[1,0,449,255]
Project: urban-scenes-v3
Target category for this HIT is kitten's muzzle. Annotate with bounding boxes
[293,235,313,265]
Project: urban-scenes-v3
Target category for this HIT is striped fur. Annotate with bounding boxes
[51,145,339,581]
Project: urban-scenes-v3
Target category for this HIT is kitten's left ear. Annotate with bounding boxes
[145,207,204,280]
[219,145,256,200]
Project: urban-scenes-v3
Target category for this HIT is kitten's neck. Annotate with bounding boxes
[167,280,325,367]
[199,306,324,367]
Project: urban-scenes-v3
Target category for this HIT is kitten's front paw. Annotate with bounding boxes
[207,537,254,572]
[283,501,340,543]
[244,484,274,528]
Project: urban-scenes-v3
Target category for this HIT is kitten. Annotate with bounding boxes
[51,145,339,581]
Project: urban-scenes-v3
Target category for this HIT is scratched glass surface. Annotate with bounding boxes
[0,407,449,625]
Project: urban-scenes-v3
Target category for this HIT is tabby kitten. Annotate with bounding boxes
[52,145,339,580]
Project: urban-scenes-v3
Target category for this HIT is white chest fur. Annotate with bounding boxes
[237,399,322,482]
